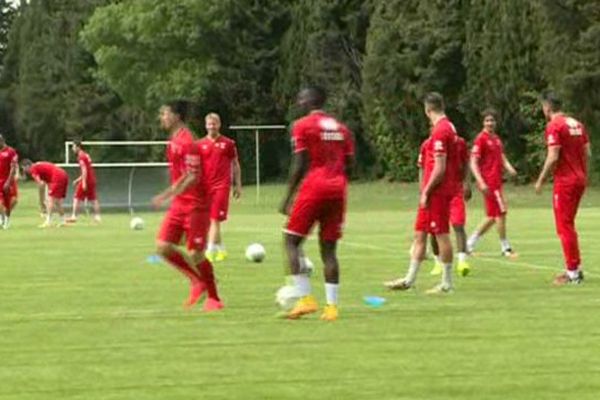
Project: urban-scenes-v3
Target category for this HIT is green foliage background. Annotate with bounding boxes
[1,0,598,182]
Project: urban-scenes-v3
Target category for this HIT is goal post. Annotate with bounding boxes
[228,125,287,204]
[58,124,287,211]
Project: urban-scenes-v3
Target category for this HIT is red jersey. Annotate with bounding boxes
[449,135,468,192]
[30,162,64,184]
[197,135,238,190]
[417,138,429,168]
[0,146,18,182]
[77,150,96,183]
[422,117,458,195]
[181,141,209,208]
[291,111,354,199]
[472,130,504,188]
[166,127,198,203]
[545,115,589,186]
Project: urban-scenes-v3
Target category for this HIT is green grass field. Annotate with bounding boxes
[2,182,600,400]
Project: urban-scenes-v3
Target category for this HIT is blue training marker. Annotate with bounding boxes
[363,296,386,307]
[146,254,162,265]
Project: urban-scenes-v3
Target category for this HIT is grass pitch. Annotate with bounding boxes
[1,182,600,400]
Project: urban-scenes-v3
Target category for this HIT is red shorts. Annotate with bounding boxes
[285,194,346,242]
[209,187,230,221]
[157,200,210,251]
[414,192,452,235]
[484,187,507,218]
[0,180,18,209]
[449,191,466,226]
[48,172,68,200]
[75,180,97,201]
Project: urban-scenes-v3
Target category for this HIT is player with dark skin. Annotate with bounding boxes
[280,87,355,320]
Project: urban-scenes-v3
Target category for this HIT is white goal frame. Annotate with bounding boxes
[60,124,287,205]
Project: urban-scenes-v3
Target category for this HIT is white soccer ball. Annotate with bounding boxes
[245,243,266,262]
[130,216,145,231]
[276,285,302,310]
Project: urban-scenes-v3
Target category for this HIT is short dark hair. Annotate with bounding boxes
[423,92,445,112]
[164,100,189,121]
[540,90,562,112]
[20,158,33,169]
[481,108,499,120]
[299,86,327,109]
[73,139,83,148]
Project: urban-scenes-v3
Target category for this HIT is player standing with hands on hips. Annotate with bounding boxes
[280,86,355,321]
[535,91,591,286]
[198,113,242,263]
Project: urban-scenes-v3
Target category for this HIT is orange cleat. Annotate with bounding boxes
[286,295,318,319]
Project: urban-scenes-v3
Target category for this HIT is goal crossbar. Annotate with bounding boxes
[62,124,287,204]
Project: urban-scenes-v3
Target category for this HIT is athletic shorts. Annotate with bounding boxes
[209,187,230,221]
[157,200,210,251]
[449,191,466,226]
[48,171,69,200]
[285,193,346,242]
[75,180,97,201]
[0,180,18,209]
[484,187,507,218]
[414,192,452,235]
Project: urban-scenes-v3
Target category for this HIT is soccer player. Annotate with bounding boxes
[21,159,69,228]
[467,109,517,256]
[535,91,590,285]
[0,134,19,230]
[68,140,101,223]
[152,100,223,311]
[197,113,242,263]
[279,86,354,321]
[384,92,459,294]
[429,134,472,276]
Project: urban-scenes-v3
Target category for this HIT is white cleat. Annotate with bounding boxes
[426,283,453,294]
[384,278,413,291]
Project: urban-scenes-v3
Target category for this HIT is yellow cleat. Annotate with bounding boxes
[286,295,318,320]
[320,305,338,321]
[38,222,51,229]
[430,261,443,276]
[456,261,471,277]
[215,249,228,262]
[204,250,217,263]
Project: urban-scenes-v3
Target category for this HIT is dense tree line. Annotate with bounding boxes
[0,0,598,182]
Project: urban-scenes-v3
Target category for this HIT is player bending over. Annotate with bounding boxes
[21,160,69,228]
[467,109,517,257]
[198,113,242,263]
[68,140,101,223]
[0,134,19,229]
[535,91,590,286]
[385,92,459,294]
[280,86,354,321]
[152,101,223,311]
[429,134,472,276]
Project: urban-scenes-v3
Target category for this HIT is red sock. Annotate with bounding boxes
[164,252,201,283]
[197,259,220,300]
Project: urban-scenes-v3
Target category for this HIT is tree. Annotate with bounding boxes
[275,0,374,174]
[362,0,465,180]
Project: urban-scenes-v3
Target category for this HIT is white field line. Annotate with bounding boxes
[340,240,597,277]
